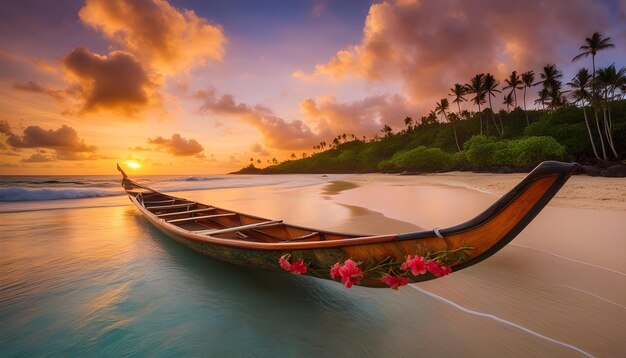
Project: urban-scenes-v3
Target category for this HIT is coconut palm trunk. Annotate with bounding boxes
[487,96,501,135]
[603,106,619,158]
[453,102,463,151]
[594,109,607,160]
[523,87,529,125]
[581,106,600,159]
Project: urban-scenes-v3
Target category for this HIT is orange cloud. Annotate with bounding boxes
[12,81,73,101]
[296,0,612,105]
[6,124,99,161]
[79,0,226,75]
[62,46,155,115]
[249,143,270,156]
[21,152,55,163]
[147,134,204,156]
[194,88,322,150]
[0,120,11,135]
[299,94,420,138]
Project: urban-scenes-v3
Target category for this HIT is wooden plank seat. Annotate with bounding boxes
[192,220,283,236]
[156,207,216,218]
[145,202,196,210]
[283,231,320,242]
[166,213,237,223]
[143,199,177,204]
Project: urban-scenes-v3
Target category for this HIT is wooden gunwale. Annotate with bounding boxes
[123,161,578,253]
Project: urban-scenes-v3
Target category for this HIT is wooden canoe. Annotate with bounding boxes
[118,161,578,288]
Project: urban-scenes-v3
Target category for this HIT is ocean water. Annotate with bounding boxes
[0,175,623,357]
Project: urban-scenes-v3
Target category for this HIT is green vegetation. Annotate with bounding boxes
[236,32,625,175]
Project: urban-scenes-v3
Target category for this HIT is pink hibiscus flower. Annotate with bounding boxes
[330,262,341,280]
[381,275,410,290]
[400,255,427,276]
[279,254,292,271]
[337,259,363,288]
[278,254,307,274]
[426,260,452,278]
[289,259,307,274]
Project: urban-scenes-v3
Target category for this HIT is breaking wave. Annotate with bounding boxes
[0,188,121,202]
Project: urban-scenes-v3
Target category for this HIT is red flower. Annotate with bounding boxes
[330,262,341,279]
[426,260,452,278]
[381,274,410,290]
[279,254,307,274]
[401,255,427,276]
[337,259,363,288]
[279,254,292,271]
[289,259,307,274]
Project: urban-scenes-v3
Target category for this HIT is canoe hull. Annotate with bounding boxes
[129,162,575,287]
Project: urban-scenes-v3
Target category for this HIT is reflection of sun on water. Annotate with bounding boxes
[125,160,141,169]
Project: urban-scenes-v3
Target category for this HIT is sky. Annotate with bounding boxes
[0,0,625,175]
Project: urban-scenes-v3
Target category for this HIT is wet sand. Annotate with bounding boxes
[329,172,626,357]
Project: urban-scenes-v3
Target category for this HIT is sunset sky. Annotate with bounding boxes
[1,0,625,175]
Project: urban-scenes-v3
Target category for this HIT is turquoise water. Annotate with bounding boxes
[1,176,621,356]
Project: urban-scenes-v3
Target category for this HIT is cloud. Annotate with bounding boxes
[32,59,58,73]
[249,143,270,156]
[61,46,156,115]
[312,1,327,17]
[147,133,204,156]
[0,120,11,135]
[12,81,73,101]
[21,153,55,163]
[129,145,150,151]
[194,88,322,150]
[79,0,226,75]
[296,0,614,106]
[299,94,420,137]
[6,124,99,161]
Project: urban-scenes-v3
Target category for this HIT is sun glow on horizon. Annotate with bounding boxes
[124,160,141,169]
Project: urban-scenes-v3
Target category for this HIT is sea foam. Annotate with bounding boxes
[0,187,120,202]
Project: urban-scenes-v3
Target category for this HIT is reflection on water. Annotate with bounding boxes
[1,182,623,356]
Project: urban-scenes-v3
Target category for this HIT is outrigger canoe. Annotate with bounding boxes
[118,161,578,288]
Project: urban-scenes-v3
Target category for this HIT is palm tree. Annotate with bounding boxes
[567,68,602,159]
[435,98,460,151]
[503,71,523,108]
[404,116,413,131]
[502,92,514,113]
[535,88,549,110]
[539,64,564,109]
[596,64,624,158]
[381,124,393,137]
[449,83,467,117]
[465,74,486,134]
[572,32,615,99]
[521,70,535,126]
[483,73,502,135]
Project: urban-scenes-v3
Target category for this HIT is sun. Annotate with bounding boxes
[124,160,141,169]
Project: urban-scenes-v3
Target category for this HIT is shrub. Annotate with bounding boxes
[463,135,566,169]
[378,146,455,172]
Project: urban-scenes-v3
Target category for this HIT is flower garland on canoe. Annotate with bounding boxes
[278,244,473,290]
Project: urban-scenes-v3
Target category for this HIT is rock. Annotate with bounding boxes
[590,159,615,169]
[601,165,626,177]
[582,165,601,177]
